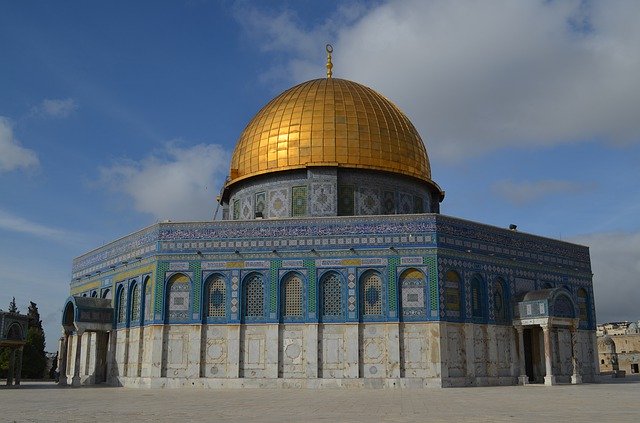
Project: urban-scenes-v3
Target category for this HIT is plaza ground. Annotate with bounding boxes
[1,378,639,422]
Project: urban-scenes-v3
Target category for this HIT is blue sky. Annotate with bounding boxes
[1,0,639,348]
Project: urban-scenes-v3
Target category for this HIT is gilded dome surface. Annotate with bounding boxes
[227,78,432,187]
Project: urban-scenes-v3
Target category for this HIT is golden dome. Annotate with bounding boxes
[227,78,432,187]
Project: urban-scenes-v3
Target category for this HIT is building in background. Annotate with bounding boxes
[58,48,598,388]
[597,322,640,376]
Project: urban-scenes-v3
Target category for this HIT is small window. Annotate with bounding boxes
[281,274,303,318]
[243,274,264,320]
[130,283,140,322]
[117,288,126,324]
[360,271,383,317]
[207,275,226,318]
[321,272,342,319]
[445,270,462,314]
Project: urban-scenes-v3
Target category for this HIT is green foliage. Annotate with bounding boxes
[0,347,9,378]
[8,297,18,313]
[22,326,47,378]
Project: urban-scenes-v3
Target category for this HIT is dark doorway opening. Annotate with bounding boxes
[523,329,535,383]
[94,332,109,383]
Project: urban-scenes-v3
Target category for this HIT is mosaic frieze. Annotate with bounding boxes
[310,182,336,216]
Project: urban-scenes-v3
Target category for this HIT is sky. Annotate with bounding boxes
[1,0,639,349]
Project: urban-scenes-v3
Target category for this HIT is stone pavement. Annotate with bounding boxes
[1,378,639,422]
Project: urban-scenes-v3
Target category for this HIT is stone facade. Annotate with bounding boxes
[59,213,598,388]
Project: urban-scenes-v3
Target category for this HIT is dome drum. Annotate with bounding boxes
[223,167,440,220]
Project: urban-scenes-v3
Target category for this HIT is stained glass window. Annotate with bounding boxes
[577,288,589,323]
[471,274,484,319]
[244,274,264,319]
[117,288,126,324]
[445,270,461,315]
[282,274,303,317]
[207,275,226,318]
[321,272,342,318]
[130,283,140,322]
[493,278,507,322]
[361,271,382,316]
[143,277,152,321]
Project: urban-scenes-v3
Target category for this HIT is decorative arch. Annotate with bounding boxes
[101,288,111,300]
[577,288,590,327]
[470,273,486,320]
[165,273,191,322]
[242,272,265,322]
[129,281,141,324]
[62,301,75,327]
[204,273,227,320]
[116,285,127,325]
[280,272,304,321]
[142,275,153,322]
[319,271,344,321]
[549,290,577,318]
[398,268,427,320]
[444,270,462,319]
[6,322,24,341]
[359,269,383,319]
[493,277,508,323]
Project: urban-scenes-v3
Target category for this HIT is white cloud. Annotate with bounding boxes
[570,231,640,324]
[492,179,588,205]
[0,117,39,173]
[34,98,78,118]
[98,142,230,221]
[0,208,67,240]
[240,0,640,160]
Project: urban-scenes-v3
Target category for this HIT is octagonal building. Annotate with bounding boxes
[58,56,598,388]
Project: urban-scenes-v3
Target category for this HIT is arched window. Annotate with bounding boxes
[281,273,303,318]
[91,291,97,298]
[117,287,126,324]
[399,268,427,320]
[130,283,140,323]
[206,275,226,318]
[320,272,343,319]
[577,288,589,324]
[166,273,191,322]
[143,276,152,321]
[471,274,485,319]
[360,271,383,317]
[102,288,111,300]
[444,270,462,317]
[493,278,507,323]
[243,274,264,320]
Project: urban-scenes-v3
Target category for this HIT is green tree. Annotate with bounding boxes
[8,297,18,313]
[22,302,47,379]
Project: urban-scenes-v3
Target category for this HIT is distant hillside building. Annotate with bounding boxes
[58,48,598,388]
[597,322,640,376]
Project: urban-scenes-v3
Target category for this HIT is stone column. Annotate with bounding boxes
[542,324,555,386]
[58,332,69,386]
[14,346,23,385]
[464,323,476,384]
[305,323,319,378]
[227,325,241,378]
[515,326,528,385]
[6,348,16,386]
[570,325,582,384]
[345,324,359,378]
[387,323,400,378]
[72,330,84,386]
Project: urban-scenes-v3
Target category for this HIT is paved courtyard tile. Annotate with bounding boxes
[1,379,639,422]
